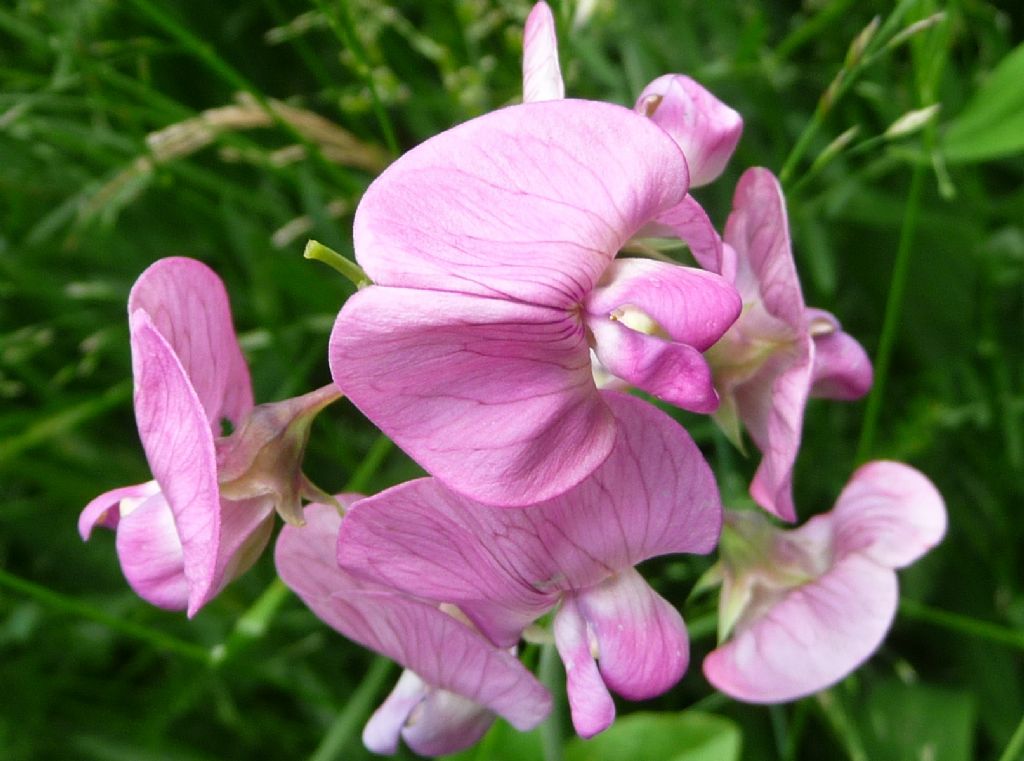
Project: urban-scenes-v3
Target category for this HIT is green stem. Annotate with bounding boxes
[997,711,1024,761]
[307,656,394,761]
[815,690,868,761]
[211,577,292,666]
[686,611,718,641]
[343,433,393,494]
[774,0,857,61]
[312,0,399,156]
[899,598,1024,652]
[0,567,212,665]
[777,0,918,188]
[0,379,131,463]
[855,160,925,461]
[539,643,565,761]
[124,0,360,193]
[304,240,371,288]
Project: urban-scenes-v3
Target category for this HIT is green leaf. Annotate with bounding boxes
[943,42,1024,162]
[564,711,741,761]
[858,680,977,761]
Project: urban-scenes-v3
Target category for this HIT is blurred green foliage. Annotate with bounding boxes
[1,0,1022,759]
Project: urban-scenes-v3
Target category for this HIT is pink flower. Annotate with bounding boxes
[523,2,743,190]
[520,3,741,272]
[337,393,722,738]
[80,258,339,616]
[703,461,946,703]
[522,2,564,103]
[707,168,873,521]
[635,75,743,188]
[329,99,740,507]
[275,500,550,757]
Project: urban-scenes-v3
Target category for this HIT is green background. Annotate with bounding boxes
[1,0,1022,759]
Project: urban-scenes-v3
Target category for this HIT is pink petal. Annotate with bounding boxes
[589,319,719,412]
[402,686,496,756]
[806,309,873,400]
[340,475,560,646]
[211,496,275,593]
[330,285,615,507]
[130,310,222,616]
[115,493,190,611]
[554,597,616,738]
[79,481,159,539]
[585,258,741,352]
[644,194,726,273]
[522,2,564,103]
[635,74,743,187]
[352,99,690,309]
[739,338,814,522]
[338,392,721,644]
[364,669,427,756]
[831,461,946,569]
[575,568,689,700]
[277,504,551,731]
[703,554,897,703]
[128,257,253,428]
[725,168,805,329]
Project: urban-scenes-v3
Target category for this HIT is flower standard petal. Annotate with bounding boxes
[703,554,898,703]
[350,99,690,308]
[523,2,564,103]
[635,74,743,187]
[330,286,615,507]
[277,504,552,736]
[128,257,253,428]
[130,309,221,616]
